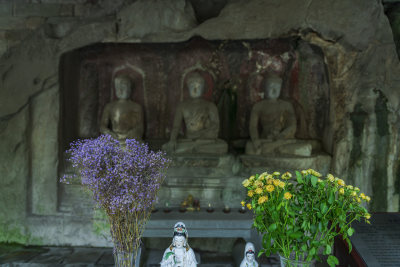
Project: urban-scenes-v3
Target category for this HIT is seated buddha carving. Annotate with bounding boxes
[245,74,313,157]
[163,72,227,154]
[100,74,144,143]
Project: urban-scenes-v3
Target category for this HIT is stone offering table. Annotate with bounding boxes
[144,209,260,248]
[157,153,245,209]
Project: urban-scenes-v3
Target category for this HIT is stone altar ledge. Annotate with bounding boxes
[239,152,331,174]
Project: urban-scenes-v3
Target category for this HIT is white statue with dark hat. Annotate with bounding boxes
[240,242,258,267]
[160,222,197,267]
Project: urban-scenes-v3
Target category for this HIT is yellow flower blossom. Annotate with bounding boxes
[327,174,335,182]
[266,174,273,179]
[339,188,345,194]
[281,172,292,179]
[255,187,263,194]
[347,185,354,190]
[284,192,292,200]
[273,179,280,187]
[301,170,308,176]
[278,181,285,188]
[337,179,345,186]
[266,178,273,185]
[360,193,366,199]
[259,172,268,180]
[249,175,255,181]
[241,201,245,206]
[366,196,371,202]
[273,171,281,176]
[318,178,322,183]
[254,180,263,187]
[246,203,252,210]
[351,191,357,197]
[365,213,371,219]
[354,187,360,192]
[242,179,250,187]
[310,169,322,177]
[248,190,254,197]
[266,185,275,192]
[356,197,361,203]
[258,195,268,204]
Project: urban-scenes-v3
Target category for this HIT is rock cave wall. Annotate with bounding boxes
[0,0,399,246]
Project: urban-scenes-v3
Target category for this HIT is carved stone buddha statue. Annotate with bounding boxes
[245,74,313,156]
[163,72,228,154]
[100,74,144,143]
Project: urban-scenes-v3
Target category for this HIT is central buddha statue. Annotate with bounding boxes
[163,72,227,154]
[245,74,313,156]
[100,74,144,143]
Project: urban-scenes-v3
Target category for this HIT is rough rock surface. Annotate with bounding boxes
[0,0,399,246]
[117,0,197,40]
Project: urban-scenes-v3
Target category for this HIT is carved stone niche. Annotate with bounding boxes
[236,41,332,174]
[59,37,332,211]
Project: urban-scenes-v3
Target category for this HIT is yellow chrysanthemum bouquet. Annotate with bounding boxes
[241,169,371,267]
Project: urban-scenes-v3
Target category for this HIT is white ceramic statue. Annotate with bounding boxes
[160,222,197,267]
[240,242,259,267]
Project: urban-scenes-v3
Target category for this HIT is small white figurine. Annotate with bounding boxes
[240,242,259,267]
[160,222,197,267]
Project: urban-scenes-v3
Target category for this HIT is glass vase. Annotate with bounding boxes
[279,254,315,267]
[114,246,141,267]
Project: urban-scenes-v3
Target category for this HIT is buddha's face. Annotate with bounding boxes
[246,252,255,262]
[114,77,132,100]
[265,80,282,100]
[187,75,205,99]
[174,236,185,248]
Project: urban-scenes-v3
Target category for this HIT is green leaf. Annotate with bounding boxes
[301,244,307,252]
[309,247,316,256]
[347,227,354,236]
[311,176,318,187]
[296,171,303,184]
[310,224,317,233]
[345,237,353,253]
[327,255,339,267]
[268,223,277,232]
[325,244,332,254]
[320,202,328,214]
[328,191,334,204]
[289,232,303,239]
[262,233,271,251]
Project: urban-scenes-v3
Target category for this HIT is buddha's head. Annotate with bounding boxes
[244,242,255,262]
[186,72,205,99]
[114,75,132,100]
[263,74,282,100]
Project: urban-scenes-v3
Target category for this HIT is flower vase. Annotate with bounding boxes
[114,246,141,267]
[279,254,315,267]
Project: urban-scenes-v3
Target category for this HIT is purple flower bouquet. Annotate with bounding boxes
[61,135,170,264]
